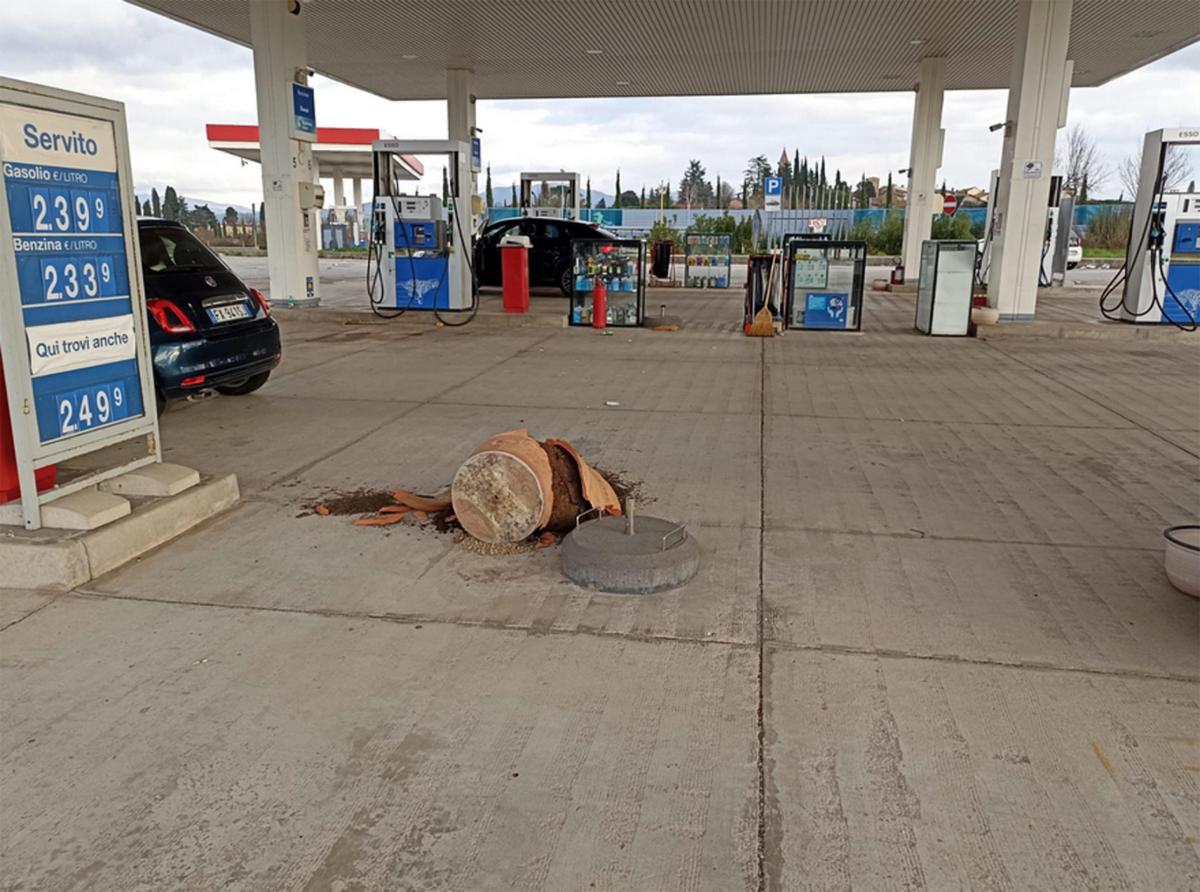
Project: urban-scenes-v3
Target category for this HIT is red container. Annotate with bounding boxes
[0,361,56,504]
[500,245,530,313]
[890,262,905,285]
[592,278,607,330]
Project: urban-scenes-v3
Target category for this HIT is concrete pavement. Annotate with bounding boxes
[2,286,1197,890]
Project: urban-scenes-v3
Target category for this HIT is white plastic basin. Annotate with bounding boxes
[1164,525,1200,598]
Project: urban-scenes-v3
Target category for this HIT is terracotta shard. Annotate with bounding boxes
[543,438,621,516]
[389,490,452,512]
[353,514,408,527]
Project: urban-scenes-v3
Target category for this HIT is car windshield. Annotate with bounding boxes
[139,227,226,273]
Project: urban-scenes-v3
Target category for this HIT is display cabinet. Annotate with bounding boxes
[915,240,977,336]
[684,233,732,288]
[783,240,867,331]
[569,239,645,327]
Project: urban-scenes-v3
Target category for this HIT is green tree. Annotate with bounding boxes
[615,169,622,205]
[161,185,179,221]
[485,165,494,208]
[640,185,647,208]
[141,198,150,215]
[585,176,592,209]
[441,167,449,205]
[885,172,894,208]
[777,149,792,208]
[715,175,722,209]
[618,189,639,208]
[151,187,161,217]
[679,159,713,208]
[742,155,771,206]
[224,206,239,226]
[793,149,801,206]
[511,183,517,207]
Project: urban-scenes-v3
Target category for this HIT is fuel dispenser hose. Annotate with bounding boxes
[1097,146,1197,332]
[365,184,478,326]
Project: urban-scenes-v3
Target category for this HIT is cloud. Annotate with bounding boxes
[2,0,1196,205]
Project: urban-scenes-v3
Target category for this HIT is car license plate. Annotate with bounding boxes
[207,303,252,323]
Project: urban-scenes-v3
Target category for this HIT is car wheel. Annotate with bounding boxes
[155,389,166,416]
[1067,262,1078,270]
[558,265,573,296]
[216,371,271,396]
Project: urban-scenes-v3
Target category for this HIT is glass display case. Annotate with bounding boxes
[684,233,732,288]
[784,240,867,331]
[915,240,977,336]
[569,238,645,327]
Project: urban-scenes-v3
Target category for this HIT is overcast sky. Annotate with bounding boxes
[2,0,1197,208]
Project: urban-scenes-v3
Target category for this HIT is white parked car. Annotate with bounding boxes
[1066,229,1082,269]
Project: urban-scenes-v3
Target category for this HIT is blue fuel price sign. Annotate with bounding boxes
[1,95,153,450]
[1,78,160,530]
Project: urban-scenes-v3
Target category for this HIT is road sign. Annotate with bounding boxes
[0,77,160,528]
[809,217,828,232]
[764,175,782,212]
[942,193,959,215]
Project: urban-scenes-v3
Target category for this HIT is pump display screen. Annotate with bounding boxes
[1,104,145,443]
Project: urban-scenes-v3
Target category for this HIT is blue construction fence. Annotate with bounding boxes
[485,203,1128,237]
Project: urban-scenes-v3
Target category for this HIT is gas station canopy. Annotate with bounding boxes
[132,0,1198,98]
[205,124,423,180]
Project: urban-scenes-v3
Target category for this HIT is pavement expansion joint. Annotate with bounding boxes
[764,638,1200,684]
[65,589,758,649]
[755,337,769,892]
[0,594,63,632]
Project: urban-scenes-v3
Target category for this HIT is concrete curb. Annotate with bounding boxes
[0,474,240,591]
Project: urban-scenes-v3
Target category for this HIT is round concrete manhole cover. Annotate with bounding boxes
[560,503,699,594]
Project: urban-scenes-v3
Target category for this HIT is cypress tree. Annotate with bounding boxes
[485,165,494,208]
[585,176,592,209]
[511,183,518,208]
[150,187,161,217]
[886,172,894,208]
[615,170,622,206]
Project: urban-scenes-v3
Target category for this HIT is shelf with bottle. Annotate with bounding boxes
[684,233,732,289]
[569,238,645,327]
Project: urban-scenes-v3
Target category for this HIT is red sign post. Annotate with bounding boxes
[942,193,959,216]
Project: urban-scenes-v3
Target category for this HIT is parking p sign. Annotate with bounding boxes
[0,77,160,529]
[764,175,782,212]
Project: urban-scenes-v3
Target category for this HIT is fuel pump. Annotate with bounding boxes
[367,139,476,322]
[979,170,1066,288]
[1103,127,1200,328]
[519,172,582,220]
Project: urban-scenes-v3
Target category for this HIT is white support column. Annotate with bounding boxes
[250,0,320,307]
[446,68,477,206]
[900,57,946,274]
[988,0,1072,320]
[446,68,477,304]
[332,173,346,224]
[351,177,363,244]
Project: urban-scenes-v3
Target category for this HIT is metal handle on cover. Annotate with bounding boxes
[575,506,604,528]
[660,525,687,551]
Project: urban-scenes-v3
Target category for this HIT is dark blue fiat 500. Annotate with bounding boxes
[137,219,280,413]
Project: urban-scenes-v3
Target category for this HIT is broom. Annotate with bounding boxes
[746,253,777,337]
